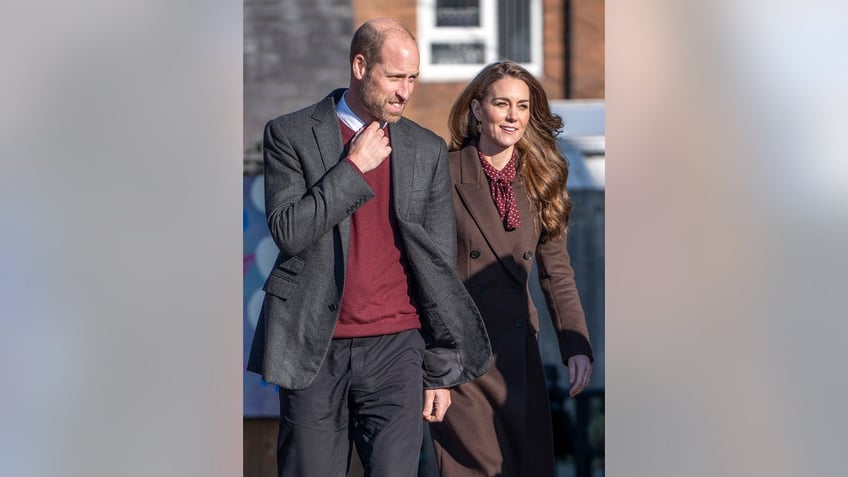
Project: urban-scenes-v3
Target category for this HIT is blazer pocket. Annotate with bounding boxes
[277,255,305,275]
[263,272,298,301]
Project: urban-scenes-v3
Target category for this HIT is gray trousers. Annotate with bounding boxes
[277,329,425,477]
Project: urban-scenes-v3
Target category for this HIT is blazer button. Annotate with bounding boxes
[469,250,481,259]
[512,319,525,328]
[522,251,533,260]
[328,304,338,312]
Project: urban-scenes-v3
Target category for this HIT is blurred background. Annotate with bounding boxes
[243,1,605,476]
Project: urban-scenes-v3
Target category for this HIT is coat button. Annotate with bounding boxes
[512,319,525,328]
[470,250,481,259]
[522,251,533,260]
[328,304,338,311]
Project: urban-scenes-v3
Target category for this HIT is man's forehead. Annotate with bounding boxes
[373,45,419,73]
[388,40,418,55]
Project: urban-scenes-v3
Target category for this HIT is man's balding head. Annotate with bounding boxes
[349,18,416,71]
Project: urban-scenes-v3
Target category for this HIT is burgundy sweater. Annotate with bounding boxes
[333,120,421,338]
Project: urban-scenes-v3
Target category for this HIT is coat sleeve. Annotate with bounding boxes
[535,230,594,363]
[263,118,374,256]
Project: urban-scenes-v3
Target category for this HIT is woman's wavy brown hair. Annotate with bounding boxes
[448,61,573,237]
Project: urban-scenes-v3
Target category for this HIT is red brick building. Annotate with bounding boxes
[244,0,603,151]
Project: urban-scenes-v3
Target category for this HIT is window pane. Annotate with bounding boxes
[436,0,480,27]
[432,43,486,64]
[498,0,531,62]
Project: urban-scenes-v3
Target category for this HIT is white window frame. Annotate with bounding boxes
[417,0,542,82]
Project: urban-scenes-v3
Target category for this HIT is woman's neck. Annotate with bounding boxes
[477,140,514,170]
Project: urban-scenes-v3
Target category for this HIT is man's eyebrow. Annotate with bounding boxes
[385,71,419,78]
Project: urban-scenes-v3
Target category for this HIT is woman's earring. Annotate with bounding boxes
[476,120,482,134]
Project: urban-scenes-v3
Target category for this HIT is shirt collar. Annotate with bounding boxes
[337,91,366,131]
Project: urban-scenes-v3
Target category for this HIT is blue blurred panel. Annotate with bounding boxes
[243,174,280,417]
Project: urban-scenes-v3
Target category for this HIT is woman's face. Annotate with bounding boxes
[472,77,531,151]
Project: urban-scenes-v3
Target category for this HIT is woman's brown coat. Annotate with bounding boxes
[430,145,593,476]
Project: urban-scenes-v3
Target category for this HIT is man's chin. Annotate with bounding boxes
[382,111,403,124]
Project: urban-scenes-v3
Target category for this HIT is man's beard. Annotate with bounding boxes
[359,74,405,123]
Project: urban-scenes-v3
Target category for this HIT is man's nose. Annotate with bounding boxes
[397,81,413,101]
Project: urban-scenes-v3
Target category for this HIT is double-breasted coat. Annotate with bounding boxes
[429,145,593,476]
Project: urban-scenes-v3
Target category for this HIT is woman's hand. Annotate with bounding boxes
[567,354,592,398]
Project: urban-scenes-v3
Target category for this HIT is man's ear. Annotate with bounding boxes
[352,54,367,80]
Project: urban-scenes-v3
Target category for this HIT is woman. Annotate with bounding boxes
[429,61,593,476]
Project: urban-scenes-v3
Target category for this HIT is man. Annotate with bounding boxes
[247,18,492,477]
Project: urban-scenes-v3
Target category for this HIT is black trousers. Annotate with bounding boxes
[277,329,425,477]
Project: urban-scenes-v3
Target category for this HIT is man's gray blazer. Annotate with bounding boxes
[247,89,492,390]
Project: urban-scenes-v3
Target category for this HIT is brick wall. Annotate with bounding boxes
[543,0,568,99]
[243,0,353,152]
[243,1,603,148]
[569,0,605,98]
[352,0,416,28]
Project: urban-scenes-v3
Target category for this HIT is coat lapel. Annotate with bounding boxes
[454,145,529,284]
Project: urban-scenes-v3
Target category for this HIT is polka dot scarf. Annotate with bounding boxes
[478,148,521,231]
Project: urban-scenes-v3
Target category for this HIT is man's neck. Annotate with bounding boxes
[337,91,368,131]
[342,90,381,126]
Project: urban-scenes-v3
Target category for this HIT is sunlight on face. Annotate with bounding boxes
[472,77,531,153]
[360,36,420,123]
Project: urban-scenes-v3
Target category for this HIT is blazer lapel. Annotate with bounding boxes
[388,120,414,219]
[309,90,351,260]
[311,91,345,172]
[454,145,526,284]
